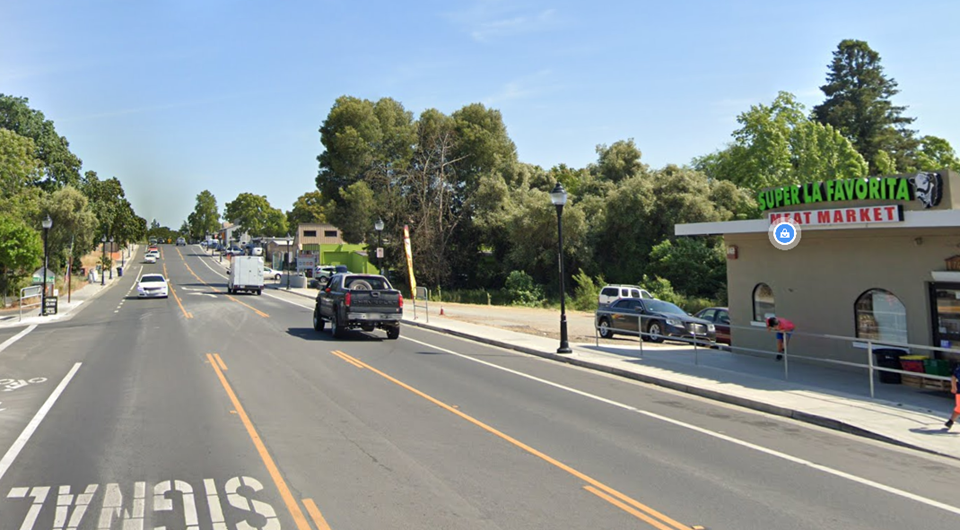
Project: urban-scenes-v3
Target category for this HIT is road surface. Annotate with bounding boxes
[0,244,958,529]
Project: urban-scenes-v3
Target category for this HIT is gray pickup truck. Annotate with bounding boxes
[313,273,403,339]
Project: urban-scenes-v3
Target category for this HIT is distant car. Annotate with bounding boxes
[144,255,157,264]
[176,237,186,246]
[137,274,168,298]
[598,284,654,306]
[146,250,160,260]
[695,307,731,346]
[263,267,281,281]
[315,265,337,279]
[595,298,715,343]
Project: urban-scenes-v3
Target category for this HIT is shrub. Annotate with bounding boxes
[503,270,545,307]
[571,268,603,311]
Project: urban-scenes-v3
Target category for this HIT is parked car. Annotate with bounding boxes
[313,273,402,339]
[595,298,715,343]
[695,307,731,346]
[598,284,654,306]
[136,274,168,298]
[314,265,338,279]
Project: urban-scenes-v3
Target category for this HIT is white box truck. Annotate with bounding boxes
[228,256,264,295]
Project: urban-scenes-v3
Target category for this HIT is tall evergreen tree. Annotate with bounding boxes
[812,39,918,174]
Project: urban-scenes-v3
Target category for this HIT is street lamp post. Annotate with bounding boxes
[109,237,114,279]
[285,234,292,291]
[550,183,572,354]
[41,216,52,316]
[374,218,384,275]
[101,235,107,286]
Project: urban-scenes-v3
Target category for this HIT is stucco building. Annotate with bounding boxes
[677,169,960,363]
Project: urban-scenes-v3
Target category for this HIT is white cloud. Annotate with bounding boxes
[484,69,555,105]
[445,2,562,42]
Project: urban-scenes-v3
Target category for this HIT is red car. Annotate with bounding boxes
[695,307,731,346]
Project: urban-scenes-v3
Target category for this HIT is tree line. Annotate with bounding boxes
[185,39,958,311]
[0,95,147,305]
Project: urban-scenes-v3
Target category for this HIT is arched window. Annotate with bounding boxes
[856,289,907,343]
[753,283,775,322]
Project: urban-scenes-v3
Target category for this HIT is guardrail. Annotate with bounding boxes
[19,285,42,321]
[412,287,429,323]
[593,312,956,399]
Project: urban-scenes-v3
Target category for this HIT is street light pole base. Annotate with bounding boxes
[556,347,573,354]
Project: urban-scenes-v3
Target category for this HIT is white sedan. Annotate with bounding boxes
[263,267,282,281]
[144,254,157,264]
[137,274,169,298]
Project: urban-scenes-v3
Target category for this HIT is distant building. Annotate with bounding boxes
[294,223,376,274]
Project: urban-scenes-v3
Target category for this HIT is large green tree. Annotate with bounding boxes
[0,94,82,189]
[0,215,42,306]
[287,191,328,227]
[915,136,960,172]
[0,129,43,196]
[81,171,142,246]
[40,186,98,270]
[223,193,286,237]
[187,190,220,239]
[812,39,917,173]
[696,92,867,191]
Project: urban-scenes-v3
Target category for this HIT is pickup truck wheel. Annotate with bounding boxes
[330,310,343,338]
[598,318,615,339]
[647,322,665,343]
[313,309,325,331]
[386,326,400,340]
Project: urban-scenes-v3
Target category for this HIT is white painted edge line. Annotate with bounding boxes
[0,325,37,355]
[0,362,82,482]
[192,249,228,280]
[400,335,960,517]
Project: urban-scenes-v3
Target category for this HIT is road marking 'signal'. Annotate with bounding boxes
[402,334,960,518]
[0,363,81,482]
[330,349,693,530]
[4,476,278,530]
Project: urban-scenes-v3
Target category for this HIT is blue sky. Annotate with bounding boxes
[2,0,958,228]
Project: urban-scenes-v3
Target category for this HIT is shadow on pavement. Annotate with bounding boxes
[286,327,385,343]
[909,427,960,436]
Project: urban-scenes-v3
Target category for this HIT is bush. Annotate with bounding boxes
[571,268,604,311]
[503,270,545,307]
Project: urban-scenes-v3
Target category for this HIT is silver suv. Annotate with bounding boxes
[598,284,654,306]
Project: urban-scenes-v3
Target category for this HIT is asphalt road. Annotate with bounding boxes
[0,244,959,529]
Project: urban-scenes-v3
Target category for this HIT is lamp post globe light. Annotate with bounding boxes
[41,216,52,316]
[374,218,384,275]
[101,235,107,286]
[550,182,572,354]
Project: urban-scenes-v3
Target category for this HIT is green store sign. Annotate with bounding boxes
[757,173,943,212]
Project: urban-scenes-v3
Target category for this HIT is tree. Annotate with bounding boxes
[592,139,648,183]
[696,92,867,191]
[223,193,284,237]
[81,171,142,246]
[812,39,917,173]
[187,190,220,240]
[0,94,82,189]
[332,182,376,245]
[0,215,42,306]
[647,238,726,300]
[0,129,42,196]
[287,191,328,227]
[915,136,960,172]
[41,186,98,270]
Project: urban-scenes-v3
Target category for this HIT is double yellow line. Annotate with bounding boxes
[176,248,269,318]
[163,263,193,319]
[328,350,697,530]
[206,353,333,530]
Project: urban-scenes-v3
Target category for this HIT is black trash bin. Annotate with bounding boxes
[874,348,906,384]
[117,267,123,277]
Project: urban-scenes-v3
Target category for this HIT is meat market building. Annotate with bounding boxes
[676,169,960,363]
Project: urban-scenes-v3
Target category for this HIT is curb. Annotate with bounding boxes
[402,318,952,461]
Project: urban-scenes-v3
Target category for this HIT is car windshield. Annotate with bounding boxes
[140,275,165,283]
[344,276,390,290]
[645,300,687,315]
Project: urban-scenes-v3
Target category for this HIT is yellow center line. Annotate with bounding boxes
[332,350,693,530]
[584,486,677,530]
[330,350,365,369]
[175,248,269,318]
[163,263,193,319]
[213,353,228,371]
[205,354,314,530]
[302,499,334,530]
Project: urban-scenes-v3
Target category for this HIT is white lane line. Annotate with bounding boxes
[0,362,82,482]
[262,293,312,309]
[400,335,960,517]
[193,252,228,280]
[0,325,38,355]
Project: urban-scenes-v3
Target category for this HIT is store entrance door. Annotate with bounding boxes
[929,282,960,359]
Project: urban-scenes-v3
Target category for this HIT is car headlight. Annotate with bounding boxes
[137,286,145,292]
[665,318,682,326]
[707,324,716,331]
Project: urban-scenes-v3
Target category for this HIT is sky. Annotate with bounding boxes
[2,0,958,228]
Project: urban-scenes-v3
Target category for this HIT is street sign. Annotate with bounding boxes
[376,248,384,258]
[43,296,58,315]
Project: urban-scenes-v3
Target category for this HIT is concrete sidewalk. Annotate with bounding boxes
[258,273,960,459]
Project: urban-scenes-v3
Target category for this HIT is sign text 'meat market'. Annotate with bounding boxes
[768,205,904,227]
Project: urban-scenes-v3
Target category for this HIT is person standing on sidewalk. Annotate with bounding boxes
[945,363,960,429]
[766,316,795,361]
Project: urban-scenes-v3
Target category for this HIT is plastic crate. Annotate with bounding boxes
[901,374,923,387]
[900,360,925,373]
[923,359,952,376]
[922,378,952,392]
